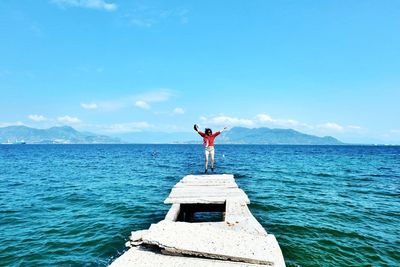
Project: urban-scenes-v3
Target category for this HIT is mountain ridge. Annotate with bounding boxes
[0,126,122,144]
[217,127,343,145]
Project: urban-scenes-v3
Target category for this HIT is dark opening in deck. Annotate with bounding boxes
[177,203,226,222]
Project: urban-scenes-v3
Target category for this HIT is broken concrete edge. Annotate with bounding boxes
[112,246,272,267]
[130,229,149,242]
[125,229,150,248]
[143,239,274,266]
[125,240,144,248]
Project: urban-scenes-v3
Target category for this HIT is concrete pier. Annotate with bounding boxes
[110,174,285,266]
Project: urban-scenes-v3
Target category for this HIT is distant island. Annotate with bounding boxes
[0,126,122,144]
[0,125,343,145]
[217,127,343,145]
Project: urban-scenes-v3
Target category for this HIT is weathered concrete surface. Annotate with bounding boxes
[165,187,250,204]
[164,204,180,221]
[225,200,267,236]
[141,220,283,265]
[165,174,249,204]
[111,246,269,267]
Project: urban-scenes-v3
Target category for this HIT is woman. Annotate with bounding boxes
[194,124,227,173]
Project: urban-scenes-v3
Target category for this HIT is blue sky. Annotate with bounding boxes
[0,0,399,144]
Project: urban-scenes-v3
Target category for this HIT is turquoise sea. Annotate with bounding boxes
[0,144,399,266]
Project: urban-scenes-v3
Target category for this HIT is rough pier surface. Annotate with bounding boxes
[110,174,285,267]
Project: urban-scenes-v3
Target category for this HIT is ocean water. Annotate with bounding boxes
[0,144,399,267]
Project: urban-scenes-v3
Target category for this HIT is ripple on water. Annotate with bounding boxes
[0,144,399,266]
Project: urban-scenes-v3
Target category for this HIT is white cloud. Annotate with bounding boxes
[28,114,47,122]
[57,115,81,124]
[81,103,98,110]
[103,122,153,133]
[255,113,302,127]
[316,123,364,134]
[200,113,302,128]
[83,89,174,111]
[173,107,185,114]
[201,115,254,127]
[199,114,365,137]
[136,90,173,109]
[52,0,117,11]
[0,121,24,127]
[255,114,274,123]
[135,100,151,110]
[317,122,344,132]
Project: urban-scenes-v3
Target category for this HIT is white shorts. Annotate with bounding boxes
[205,146,215,155]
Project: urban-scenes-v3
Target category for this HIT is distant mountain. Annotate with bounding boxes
[0,126,122,144]
[217,127,343,145]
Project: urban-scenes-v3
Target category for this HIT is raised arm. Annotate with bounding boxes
[213,126,228,137]
[194,124,205,137]
[220,126,228,132]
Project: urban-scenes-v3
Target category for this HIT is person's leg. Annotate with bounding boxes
[204,150,209,173]
[211,148,215,171]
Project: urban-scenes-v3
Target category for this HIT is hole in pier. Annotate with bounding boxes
[177,203,226,223]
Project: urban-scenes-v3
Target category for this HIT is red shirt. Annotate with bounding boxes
[198,131,221,147]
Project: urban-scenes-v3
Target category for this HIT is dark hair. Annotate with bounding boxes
[205,128,212,135]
